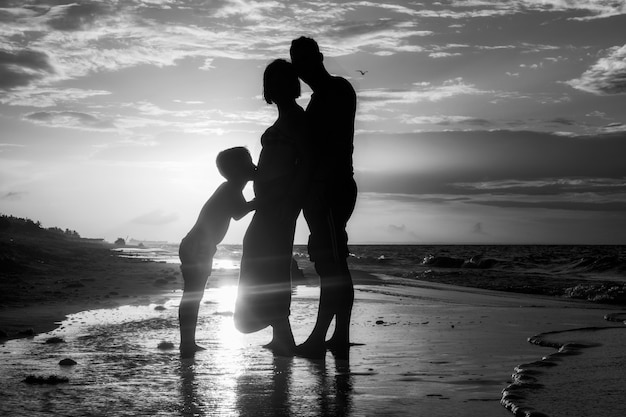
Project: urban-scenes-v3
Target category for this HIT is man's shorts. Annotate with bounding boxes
[303,177,357,264]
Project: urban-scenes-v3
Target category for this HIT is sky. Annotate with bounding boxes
[1,0,626,245]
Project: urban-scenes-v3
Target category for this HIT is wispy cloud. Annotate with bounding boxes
[1,87,110,107]
[0,0,437,96]
[401,114,491,127]
[1,191,27,201]
[566,44,626,95]
[359,78,491,111]
[471,199,626,212]
[24,111,116,130]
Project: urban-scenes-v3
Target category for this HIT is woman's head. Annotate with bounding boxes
[263,59,301,105]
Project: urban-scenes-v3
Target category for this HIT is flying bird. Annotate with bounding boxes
[356,70,368,75]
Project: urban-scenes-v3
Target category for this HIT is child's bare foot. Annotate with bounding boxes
[179,343,206,358]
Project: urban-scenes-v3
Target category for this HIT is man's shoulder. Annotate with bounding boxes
[326,76,356,107]
[331,76,355,93]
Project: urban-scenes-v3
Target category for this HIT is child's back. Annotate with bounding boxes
[179,181,250,267]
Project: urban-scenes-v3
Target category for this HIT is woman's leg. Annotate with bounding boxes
[265,317,296,356]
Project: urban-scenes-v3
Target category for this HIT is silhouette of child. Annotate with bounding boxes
[178,147,256,357]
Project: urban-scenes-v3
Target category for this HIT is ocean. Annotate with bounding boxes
[115,244,626,304]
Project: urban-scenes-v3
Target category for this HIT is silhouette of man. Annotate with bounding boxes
[290,37,357,357]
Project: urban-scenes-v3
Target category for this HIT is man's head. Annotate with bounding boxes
[290,36,325,87]
[216,147,256,182]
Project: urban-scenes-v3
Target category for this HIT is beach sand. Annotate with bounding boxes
[0,235,184,339]
[1,238,625,416]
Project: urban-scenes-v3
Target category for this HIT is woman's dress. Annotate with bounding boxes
[234,125,302,333]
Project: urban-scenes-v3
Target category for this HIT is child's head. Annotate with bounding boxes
[263,58,301,105]
[216,147,256,182]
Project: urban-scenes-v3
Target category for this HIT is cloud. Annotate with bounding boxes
[2,0,618,101]
[111,101,273,134]
[603,122,626,133]
[0,48,54,90]
[401,114,491,127]
[24,111,116,130]
[131,210,179,225]
[453,178,626,196]
[359,78,490,111]
[453,1,626,20]
[471,199,626,212]
[522,0,626,20]
[1,191,27,201]
[44,2,110,31]
[0,87,111,107]
[566,44,626,95]
[354,130,626,196]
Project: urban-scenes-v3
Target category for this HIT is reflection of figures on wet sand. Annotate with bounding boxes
[179,353,352,417]
[235,355,353,417]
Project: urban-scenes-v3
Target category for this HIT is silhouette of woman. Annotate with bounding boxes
[234,59,311,355]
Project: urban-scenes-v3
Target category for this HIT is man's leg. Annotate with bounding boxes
[324,258,354,349]
[325,178,357,349]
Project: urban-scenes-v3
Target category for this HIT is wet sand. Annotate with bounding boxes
[2,265,625,416]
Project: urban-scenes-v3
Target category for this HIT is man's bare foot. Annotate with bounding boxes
[180,343,206,358]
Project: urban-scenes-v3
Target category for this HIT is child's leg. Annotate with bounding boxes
[179,264,210,356]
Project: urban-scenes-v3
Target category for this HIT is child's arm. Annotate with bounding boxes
[232,198,256,221]
[233,199,255,220]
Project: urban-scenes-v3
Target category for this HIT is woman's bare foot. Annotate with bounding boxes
[264,319,296,357]
[263,339,295,357]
